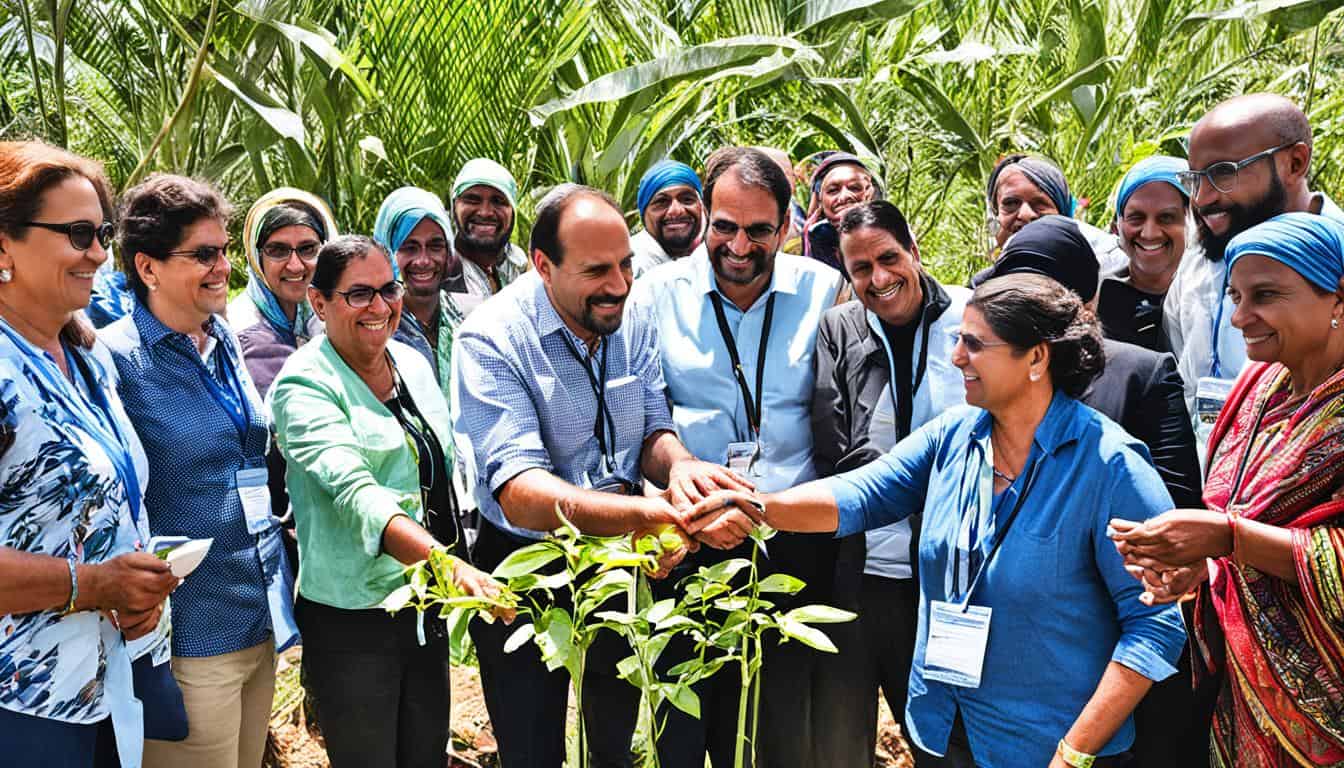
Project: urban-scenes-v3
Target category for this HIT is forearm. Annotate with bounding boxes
[1063,662,1152,755]
[381,514,438,566]
[762,481,840,533]
[640,429,695,487]
[1233,518,1298,583]
[0,548,110,615]
[499,468,674,536]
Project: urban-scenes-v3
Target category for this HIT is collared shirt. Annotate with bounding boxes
[452,271,675,540]
[631,230,674,278]
[0,317,165,725]
[828,393,1186,766]
[630,247,842,493]
[100,304,276,657]
[450,243,529,297]
[393,290,467,401]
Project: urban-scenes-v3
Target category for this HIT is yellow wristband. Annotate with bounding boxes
[1057,739,1095,768]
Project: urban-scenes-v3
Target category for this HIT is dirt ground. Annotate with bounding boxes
[266,653,914,768]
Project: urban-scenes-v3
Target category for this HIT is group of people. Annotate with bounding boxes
[1,89,1342,768]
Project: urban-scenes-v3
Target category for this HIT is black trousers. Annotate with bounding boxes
[0,709,118,768]
[296,596,451,768]
[1130,600,1217,768]
[470,520,639,768]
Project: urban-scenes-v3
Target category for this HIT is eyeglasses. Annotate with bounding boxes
[397,239,450,259]
[952,330,1011,355]
[166,244,229,267]
[24,220,114,251]
[709,219,778,244]
[261,242,320,262]
[335,280,405,308]
[1177,142,1297,196]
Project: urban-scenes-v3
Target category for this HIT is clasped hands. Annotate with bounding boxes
[636,459,768,579]
[1107,509,1233,606]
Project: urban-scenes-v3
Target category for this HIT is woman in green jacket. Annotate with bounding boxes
[270,235,508,768]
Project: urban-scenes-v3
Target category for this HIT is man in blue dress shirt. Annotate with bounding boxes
[453,183,755,768]
[631,147,843,767]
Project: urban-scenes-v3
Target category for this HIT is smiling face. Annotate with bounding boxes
[705,171,782,289]
[395,217,450,301]
[536,195,633,341]
[1228,253,1340,371]
[1187,123,1294,261]
[0,175,109,322]
[818,164,876,225]
[643,183,703,256]
[310,250,400,361]
[453,184,513,254]
[141,217,231,325]
[993,168,1060,248]
[951,306,1040,411]
[1118,182,1187,291]
[839,225,924,327]
[260,224,321,308]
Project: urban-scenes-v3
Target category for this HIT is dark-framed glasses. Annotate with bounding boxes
[166,244,229,267]
[261,242,321,262]
[1177,141,1297,196]
[24,220,114,251]
[335,280,405,308]
[709,219,778,244]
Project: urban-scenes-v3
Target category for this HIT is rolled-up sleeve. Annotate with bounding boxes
[828,416,941,537]
[1097,453,1185,681]
[272,376,416,558]
[452,328,553,496]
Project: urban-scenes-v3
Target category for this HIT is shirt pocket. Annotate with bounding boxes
[605,375,646,451]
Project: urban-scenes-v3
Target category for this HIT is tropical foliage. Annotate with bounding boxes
[2,0,1342,282]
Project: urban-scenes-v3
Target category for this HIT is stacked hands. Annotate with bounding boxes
[1107,510,1235,606]
[635,460,768,579]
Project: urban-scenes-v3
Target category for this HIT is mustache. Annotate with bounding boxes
[587,293,627,307]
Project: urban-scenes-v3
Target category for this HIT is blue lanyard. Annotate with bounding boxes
[0,319,143,524]
[164,337,254,443]
[1209,295,1227,379]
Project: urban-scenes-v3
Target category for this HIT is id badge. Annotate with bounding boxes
[236,467,273,535]
[923,601,992,689]
[726,441,760,478]
[1195,376,1235,463]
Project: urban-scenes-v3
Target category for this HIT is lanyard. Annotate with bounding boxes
[562,334,617,472]
[878,315,931,442]
[951,441,1042,607]
[0,320,143,524]
[163,337,254,444]
[709,292,776,441]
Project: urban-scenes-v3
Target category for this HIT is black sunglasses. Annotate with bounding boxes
[24,220,114,251]
[709,219,778,244]
[335,280,405,308]
[166,244,229,267]
[261,242,321,262]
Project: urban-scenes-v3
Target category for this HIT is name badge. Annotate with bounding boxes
[236,467,273,535]
[726,441,760,478]
[923,600,992,689]
[1195,376,1234,426]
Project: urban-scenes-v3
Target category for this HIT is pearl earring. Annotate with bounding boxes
[1029,371,1041,382]
[1333,318,1340,330]
[0,268,10,283]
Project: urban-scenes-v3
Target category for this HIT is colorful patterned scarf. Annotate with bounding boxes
[1199,361,1344,766]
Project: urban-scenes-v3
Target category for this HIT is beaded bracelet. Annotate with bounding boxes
[1057,738,1095,768]
[59,556,78,616]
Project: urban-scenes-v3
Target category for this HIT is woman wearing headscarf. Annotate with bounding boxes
[0,140,177,768]
[803,151,881,271]
[226,188,337,397]
[1112,213,1344,767]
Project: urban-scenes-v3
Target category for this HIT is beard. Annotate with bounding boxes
[710,243,771,286]
[580,293,627,336]
[455,213,513,254]
[653,217,699,253]
[1198,168,1287,262]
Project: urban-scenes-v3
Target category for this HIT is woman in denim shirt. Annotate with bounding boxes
[707,275,1186,768]
[0,141,177,767]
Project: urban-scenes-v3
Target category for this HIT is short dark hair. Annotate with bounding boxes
[119,174,231,302]
[969,274,1105,398]
[838,200,915,251]
[529,183,621,266]
[703,147,792,226]
[311,235,389,297]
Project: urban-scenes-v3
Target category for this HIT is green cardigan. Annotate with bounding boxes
[271,336,453,609]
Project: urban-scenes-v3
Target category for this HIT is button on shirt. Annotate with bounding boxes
[452,271,676,539]
[100,305,274,658]
[630,248,842,493]
[827,393,1185,766]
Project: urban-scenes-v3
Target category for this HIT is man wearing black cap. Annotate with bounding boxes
[986,214,1206,767]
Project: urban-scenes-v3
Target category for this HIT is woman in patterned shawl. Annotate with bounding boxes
[1111,212,1344,766]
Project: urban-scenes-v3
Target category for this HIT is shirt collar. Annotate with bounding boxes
[967,389,1083,458]
[690,246,800,306]
[530,272,598,353]
[132,300,226,351]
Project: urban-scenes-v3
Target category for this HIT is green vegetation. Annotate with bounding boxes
[2,0,1341,282]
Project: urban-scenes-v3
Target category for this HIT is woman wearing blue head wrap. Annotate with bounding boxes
[1111,212,1344,768]
[1098,156,1190,353]
[632,160,704,277]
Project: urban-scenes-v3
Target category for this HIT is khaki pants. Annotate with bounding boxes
[143,640,277,768]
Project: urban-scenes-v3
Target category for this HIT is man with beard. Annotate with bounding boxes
[632,160,705,277]
[453,184,758,768]
[448,157,530,298]
[1163,93,1344,458]
[630,147,843,767]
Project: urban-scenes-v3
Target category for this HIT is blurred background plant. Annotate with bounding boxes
[2,0,1341,284]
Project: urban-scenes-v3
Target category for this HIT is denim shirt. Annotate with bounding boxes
[828,393,1186,766]
[100,305,277,657]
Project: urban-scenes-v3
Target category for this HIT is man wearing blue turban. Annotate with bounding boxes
[1097,155,1190,353]
[632,159,705,277]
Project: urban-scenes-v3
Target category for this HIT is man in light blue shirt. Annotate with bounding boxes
[631,147,842,767]
[453,184,753,768]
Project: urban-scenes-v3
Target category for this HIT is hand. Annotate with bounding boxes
[635,497,693,579]
[1126,562,1209,606]
[86,553,177,615]
[692,507,760,550]
[115,604,164,641]
[451,560,517,623]
[665,458,754,514]
[1108,510,1232,570]
[680,490,765,538]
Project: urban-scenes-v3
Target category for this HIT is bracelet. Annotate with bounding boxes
[1226,509,1240,559]
[1057,738,1095,768]
[59,556,78,616]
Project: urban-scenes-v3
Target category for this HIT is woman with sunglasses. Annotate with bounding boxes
[270,235,509,768]
[99,174,292,768]
[0,142,179,767]
[698,275,1186,768]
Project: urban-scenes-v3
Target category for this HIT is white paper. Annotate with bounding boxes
[923,600,992,689]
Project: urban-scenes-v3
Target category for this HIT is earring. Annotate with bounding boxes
[1333,318,1340,330]
[148,282,158,292]
[1029,371,1041,382]
[0,268,10,283]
